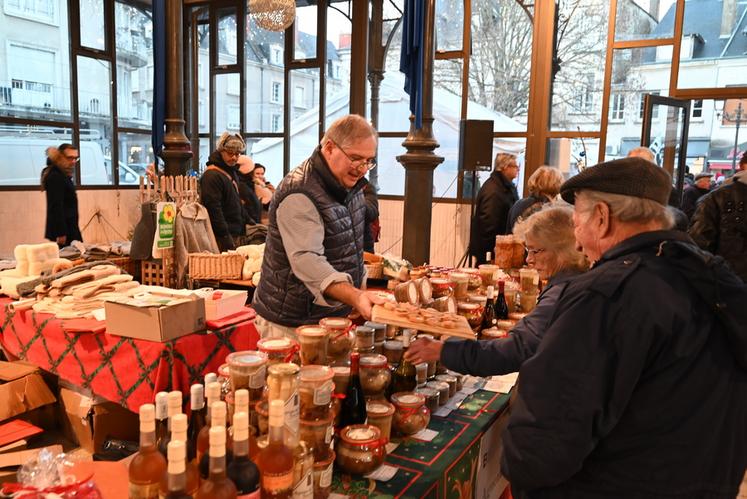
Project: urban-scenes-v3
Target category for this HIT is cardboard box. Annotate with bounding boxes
[0,361,56,423]
[475,409,510,499]
[58,387,139,454]
[104,296,206,342]
[204,289,247,321]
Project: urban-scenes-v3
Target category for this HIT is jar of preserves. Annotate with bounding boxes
[365,401,395,441]
[457,301,484,330]
[383,340,404,365]
[335,425,387,476]
[298,365,334,421]
[257,337,300,366]
[299,416,334,461]
[364,321,387,342]
[426,381,450,406]
[320,317,353,365]
[359,354,391,399]
[448,272,470,300]
[266,363,300,447]
[391,392,430,436]
[296,325,329,366]
[435,374,458,398]
[429,277,452,298]
[226,350,268,404]
[354,326,375,350]
[313,450,335,499]
[416,387,440,413]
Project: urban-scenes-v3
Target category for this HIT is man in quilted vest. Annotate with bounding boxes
[252,115,385,338]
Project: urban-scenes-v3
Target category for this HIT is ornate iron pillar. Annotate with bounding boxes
[161,0,192,175]
[397,0,443,265]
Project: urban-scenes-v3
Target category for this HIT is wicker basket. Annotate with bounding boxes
[365,262,384,279]
[188,253,245,280]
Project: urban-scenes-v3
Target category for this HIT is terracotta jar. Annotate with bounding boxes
[335,425,387,475]
[391,392,430,436]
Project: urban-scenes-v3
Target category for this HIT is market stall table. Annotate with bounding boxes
[0,297,259,412]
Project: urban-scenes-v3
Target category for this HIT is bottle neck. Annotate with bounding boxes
[208,454,227,480]
[168,468,186,492]
[268,423,284,446]
[349,355,360,375]
[233,437,248,458]
[140,428,156,449]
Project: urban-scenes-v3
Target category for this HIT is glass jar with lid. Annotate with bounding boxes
[457,301,484,330]
[226,350,268,404]
[335,424,387,475]
[358,354,391,399]
[298,365,335,421]
[296,325,329,366]
[383,340,404,365]
[320,317,353,365]
[391,392,430,436]
[266,362,300,447]
[366,401,395,441]
[313,450,335,499]
[257,337,300,366]
[354,326,375,350]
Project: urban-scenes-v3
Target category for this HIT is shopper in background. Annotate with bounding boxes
[627,146,656,163]
[507,166,564,233]
[252,114,385,338]
[406,205,587,375]
[252,164,275,208]
[689,151,747,282]
[42,144,82,247]
[501,157,747,498]
[468,153,520,265]
[200,132,247,251]
[680,171,712,220]
[236,155,262,226]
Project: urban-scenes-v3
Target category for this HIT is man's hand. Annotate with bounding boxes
[354,290,386,321]
[405,337,444,365]
[56,236,67,245]
[325,283,386,321]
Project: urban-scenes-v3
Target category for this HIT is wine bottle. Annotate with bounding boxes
[129,404,167,499]
[227,411,259,495]
[197,382,222,464]
[392,331,417,393]
[195,426,237,499]
[163,441,191,499]
[258,400,294,498]
[159,414,199,498]
[480,285,498,332]
[158,391,183,458]
[496,280,509,320]
[338,352,367,428]
[154,392,169,454]
[188,384,206,462]
[199,401,232,479]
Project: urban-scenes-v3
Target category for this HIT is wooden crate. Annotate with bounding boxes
[108,256,139,280]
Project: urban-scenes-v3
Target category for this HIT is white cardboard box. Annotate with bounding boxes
[204,290,248,321]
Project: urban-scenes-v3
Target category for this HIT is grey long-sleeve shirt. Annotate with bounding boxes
[276,193,352,307]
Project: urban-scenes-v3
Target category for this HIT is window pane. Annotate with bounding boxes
[118,132,153,185]
[467,0,532,131]
[215,73,241,133]
[77,55,113,185]
[435,0,463,52]
[0,124,74,186]
[604,46,671,161]
[217,7,237,66]
[197,136,210,175]
[685,99,747,180]
[550,0,609,131]
[0,3,72,120]
[197,23,209,134]
[250,136,284,186]
[80,0,105,50]
[547,137,598,179]
[377,137,407,196]
[245,14,284,132]
[326,4,350,125]
[375,20,411,133]
[615,0,672,41]
[289,68,320,170]
[115,1,153,129]
[676,1,747,89]
[294,6,317,60]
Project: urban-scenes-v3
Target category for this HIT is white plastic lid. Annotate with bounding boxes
[366,402,393,415]
[190,384,204,409]
[229,351,267,365]
[171,413,188,433]
[234,389,249,413]
[206,382,221,402]
[211,401,227,427]
[332,366,350,375]
[347,427,376,441]
[233,411,248,441]
[209,426,226,457]
[139,403,155,422]
[268,399,284,427]
[323,317,349,327]
[155,392,168,419]
[297,326,327,337]
[300,365,334,381]
[259,338,292,350]
[167,391,181,416]
[360,354,388,367]
[204,372,218,386]
[167,440,186,472]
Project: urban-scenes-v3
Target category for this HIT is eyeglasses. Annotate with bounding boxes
[64,155,80,162]
[222,149,242,158]
[525,246,546,257]
[329,138,377,172]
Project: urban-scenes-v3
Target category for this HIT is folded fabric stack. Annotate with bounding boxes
[31,264,144,319]
[0,243,74,298]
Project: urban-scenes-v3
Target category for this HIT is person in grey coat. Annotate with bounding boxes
[406,205,588,374]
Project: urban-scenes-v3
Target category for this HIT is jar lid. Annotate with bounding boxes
[435,374,457,383]
[217,363,230,377]
[267,362,300,377]
[509,312,527,321]
[416,387,439,398]
[391,391,425,407]
[481,328,507,339]
[366,401,395,416]
[296,325,328,337]
[332,366,350,376]
[319,317,351,329]
[257,337,296,351]
[457,302,480,311]
[360,354,388,368]
[495,320,515,330]
[429,277,450,285]
[226,350,268,367]
[312,449,336,469]
[478,264,500,270]
[449,272,469,279]
[299,365,334,382]
[340,424,381,446]
[355,326,375,336]
[426,381,449,391]
[363,321,387,332]
[384,340,403,351]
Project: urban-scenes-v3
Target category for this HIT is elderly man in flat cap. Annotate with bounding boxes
[501,157,747,499]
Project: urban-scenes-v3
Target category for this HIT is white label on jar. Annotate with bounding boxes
[320,462,333,488]
[249,364,266,389]
[313,380,334,406]
[292,470,313,499]
[325,424,334,444]
[285,393,300,434]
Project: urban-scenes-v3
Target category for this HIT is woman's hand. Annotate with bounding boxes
[405,337,444,365]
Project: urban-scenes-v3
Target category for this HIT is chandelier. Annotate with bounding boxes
[249,0,296,32]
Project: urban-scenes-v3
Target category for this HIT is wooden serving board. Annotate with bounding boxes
[371,304,476,340]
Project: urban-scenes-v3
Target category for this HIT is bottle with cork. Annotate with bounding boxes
[162,441,191,499]
[129,403,167,499]
[258,400,294,498]
[158,413,199,498]
[195,426,237,499]
[158,391,182,458]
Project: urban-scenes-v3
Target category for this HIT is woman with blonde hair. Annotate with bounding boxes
[407,205,588,376]
[507,165,565,232]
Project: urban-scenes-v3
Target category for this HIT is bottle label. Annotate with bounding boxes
[320,462,333,488]
[325,425,333,444]
[292,470,313,498]
[262,470,294,493]
[249,365,266,389]
[285,393,300,435]
[129,482,160,499]
[313,380,334,406]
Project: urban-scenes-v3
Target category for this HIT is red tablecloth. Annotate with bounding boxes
[0,298,259,412]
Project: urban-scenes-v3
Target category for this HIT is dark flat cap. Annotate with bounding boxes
[560,157,672,205]
[694,172,713,181]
